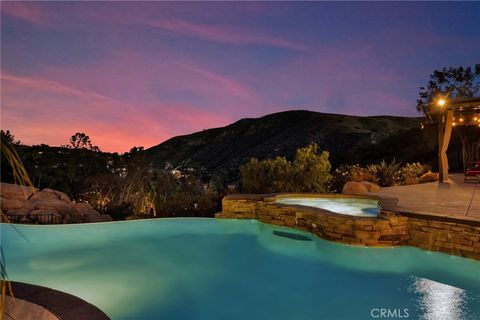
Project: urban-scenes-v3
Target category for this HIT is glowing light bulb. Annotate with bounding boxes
[459,118,464,122]
[452,122,456,126]
[437,99,446,107]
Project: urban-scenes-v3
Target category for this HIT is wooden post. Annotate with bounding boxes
[438,114,444,182]
[439,111,453,182]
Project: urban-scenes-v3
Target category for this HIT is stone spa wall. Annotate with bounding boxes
[215,194,480,260]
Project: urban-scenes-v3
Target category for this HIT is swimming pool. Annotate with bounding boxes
[3,219,480,320]
[275,197,380,217]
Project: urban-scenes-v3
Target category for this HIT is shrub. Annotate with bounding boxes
[240,144,331,193]
[367,159,402,187]
[240,157,294,193]
[293,144,331,193]
[399,162,426,182]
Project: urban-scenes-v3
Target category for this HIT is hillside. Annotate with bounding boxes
[145,110,439,181]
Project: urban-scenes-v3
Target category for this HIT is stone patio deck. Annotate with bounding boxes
[371,173,479,219]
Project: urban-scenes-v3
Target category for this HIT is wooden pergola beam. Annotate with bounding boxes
[436,97,480,183]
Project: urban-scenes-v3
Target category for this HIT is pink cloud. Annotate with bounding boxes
[1,4,306,52]
[1,72,233,152]
[39,48,263,114]
[146,18,307,50]
[1,2,48,25]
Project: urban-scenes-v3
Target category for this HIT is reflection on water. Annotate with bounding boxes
[4,220,480,320]
[410,276,472,320]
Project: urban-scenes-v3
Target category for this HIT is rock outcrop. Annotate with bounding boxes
[418,171,438,183]
[0,183,112,224]
[360,181,381,192]
[342,181,381,194]
[403,177,419,185]
[342,181,369,194]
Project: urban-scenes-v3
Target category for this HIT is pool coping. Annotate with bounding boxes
[6,281,110,320]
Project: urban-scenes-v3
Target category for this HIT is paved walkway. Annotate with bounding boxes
[371,174,480,219]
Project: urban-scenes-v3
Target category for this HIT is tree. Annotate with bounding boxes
[0,130,20,145]
[240,156,294,193]
[293,144,331,192]
[416,65,480,168]
[240,143,331,193]
[68,132,100,151]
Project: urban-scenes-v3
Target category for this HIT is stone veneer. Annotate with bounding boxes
[215,193,480,260]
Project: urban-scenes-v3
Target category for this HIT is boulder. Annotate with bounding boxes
[361,181,381,192]
[404,177,419,185]
[6,208,30,216]
[419,172,438,183]
[30,209,60,216]
[35,188,72,204]
[73,202,112,222]
[0,183,37,200]
[1,198,30,212]
[342,181,369,195]
[86,214,113,223]
[98,215,113,222]
[1,183,111,224]
[30,198,72,216]
[73,202,98,216]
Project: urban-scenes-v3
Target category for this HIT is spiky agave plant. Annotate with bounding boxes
[1,138,33,320]
[367,159,402,187]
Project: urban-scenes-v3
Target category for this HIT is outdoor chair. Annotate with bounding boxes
[465,160,480,183]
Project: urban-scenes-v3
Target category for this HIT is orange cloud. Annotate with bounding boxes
[1,72,232,152]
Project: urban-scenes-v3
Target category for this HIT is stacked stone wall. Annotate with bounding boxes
[408,218,480,260]
[216,194,480,260]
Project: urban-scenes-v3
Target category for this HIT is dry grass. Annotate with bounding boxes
[1,139,33,320]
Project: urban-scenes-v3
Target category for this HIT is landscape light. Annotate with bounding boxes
[437,99,446,107]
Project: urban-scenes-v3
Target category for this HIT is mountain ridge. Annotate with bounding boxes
[145,110,436,181]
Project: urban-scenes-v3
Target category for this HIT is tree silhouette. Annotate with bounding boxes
[416,65,480,168]
[416,65,480,114]
[1,130,20,145]
[69,132,100,151]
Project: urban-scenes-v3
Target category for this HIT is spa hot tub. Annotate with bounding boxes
[275,197,380,217]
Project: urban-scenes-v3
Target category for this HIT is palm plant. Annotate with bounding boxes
[1,137,33,320]
[367,159,402,187]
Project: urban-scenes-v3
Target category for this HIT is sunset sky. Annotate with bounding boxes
[2,2,479,152]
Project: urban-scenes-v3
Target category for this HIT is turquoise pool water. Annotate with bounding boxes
[3,219,480,320]
[276,197,380,217]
